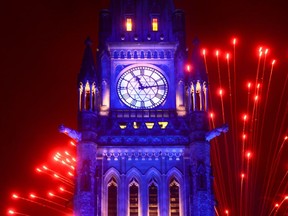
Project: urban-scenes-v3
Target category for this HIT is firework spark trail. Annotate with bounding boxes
[226,51,242,211]
[203,49,215,116]
[7,209,30,216]
[209,114,230,210]
[260,70,288,215]
[205,38,288,215]
[11,193,70,215]
[37,165,74,186]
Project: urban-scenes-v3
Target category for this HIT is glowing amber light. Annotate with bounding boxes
[209,113,214,119]
[12,194,19,199]
[246,151,252,159]
[247,82,251,89]
[243,114,248,121]
[226,53,230,60]
[202,49,206,56]
[152,18,158,31]
[30,194,36,198]
[126,18,132,31]
[8,210,15,215]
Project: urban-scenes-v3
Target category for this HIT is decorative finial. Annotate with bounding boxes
[192,37,200,47]
[85,36,92,46]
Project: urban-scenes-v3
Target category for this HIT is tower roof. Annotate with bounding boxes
[190,38,207,82]
[78,37,97,82]
[101,0,182,43]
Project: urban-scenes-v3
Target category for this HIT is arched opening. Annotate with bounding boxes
[169,178,180,216]
[92,83,96,111]
[108,178,117,216]
[197,162,207,191]
[195,82,202,111]
[203,82,208,111]
[149,182,158,216]
[191,85,195,111]
[79,82,83,111]
[85,82,91,110]
[129,180,139,216]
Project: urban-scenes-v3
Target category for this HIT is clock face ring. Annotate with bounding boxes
[117,65,168,109]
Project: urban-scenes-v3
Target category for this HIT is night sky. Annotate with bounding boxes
[1,0,288,215]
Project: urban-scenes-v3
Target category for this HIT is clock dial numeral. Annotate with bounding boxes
[140,69,144,75]
[150,99,155,105]
[155,93,163,99]
[122,93,129,99]
[131,99,137,106]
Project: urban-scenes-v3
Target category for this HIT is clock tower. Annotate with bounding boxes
[73,0,218,215]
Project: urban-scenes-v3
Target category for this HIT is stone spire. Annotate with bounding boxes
[78,37,97,82]
[190,38,208,82]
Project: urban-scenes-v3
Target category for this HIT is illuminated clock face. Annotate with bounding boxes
[117,65,168,109]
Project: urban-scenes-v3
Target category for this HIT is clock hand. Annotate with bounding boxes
[135,77,145,90]
[142,84,166,89]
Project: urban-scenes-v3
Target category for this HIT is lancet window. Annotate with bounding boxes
[126,18,133,31]
[149,182,158,216]
[152,18,158,31]
[108,178,118,216]
[129,180,139,216]
[169,178,180,216]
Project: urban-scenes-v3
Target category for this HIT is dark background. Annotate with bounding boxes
[1,0,288,215]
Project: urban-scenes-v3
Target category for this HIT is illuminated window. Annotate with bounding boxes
[133,122,140,129]
[92,83,96,111]
[129,181,139,216]
[158,122,168,129]
[152,18,158,31]
[170,179,180,216]
[126,18,133,31]
[119,122,127,129]
[85,82,90,110]
[149,183,158,216]
[191,85,195,111]
[145,122,154,129]
[108,178,117,216]
[79,82,83,111]
[195,82,202,111]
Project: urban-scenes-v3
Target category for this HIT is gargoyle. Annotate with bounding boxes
[58,124,82,142]
[205,123,229,141]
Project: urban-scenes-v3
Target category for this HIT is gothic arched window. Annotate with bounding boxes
[191,84,195,111]
[113,51,119,59]
[147,51,152,59]
[195,82,202,111]
[152,18,158,31]
[129,180,139,216]
[169,178,180,216]
[197,162,207,191]
[133,51,138,59]
[108,178,117,216]
[92,82,96,111]
[149,182,158,216]
[85,82,91,110]
[159,51,164,59]
[140,51,145,59]
[127,51,132,59]
[79,82,83,111]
